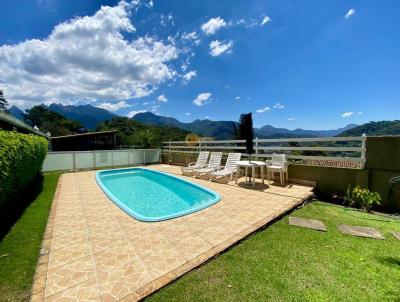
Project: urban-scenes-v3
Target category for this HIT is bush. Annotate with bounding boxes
[345,185,382,212]
[0,130,48,210]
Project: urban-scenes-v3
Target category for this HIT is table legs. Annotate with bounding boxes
[261,166,264,184]
[251,166,255,186]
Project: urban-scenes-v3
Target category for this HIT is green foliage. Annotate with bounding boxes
[339,120,400,136]
[0,90,8,112]
[0,173,60,300]
[97,117,189,148]
[23,105,83,136]
[0,130,48,210]
[345,185,382,212]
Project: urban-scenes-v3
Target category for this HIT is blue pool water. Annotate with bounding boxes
[96,168,221,222]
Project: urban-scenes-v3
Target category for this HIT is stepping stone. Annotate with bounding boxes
[338,224,385,240]
[392,231,400,241]
[289,217,327,231]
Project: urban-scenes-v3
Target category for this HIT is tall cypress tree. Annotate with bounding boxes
[239,113,254,157]
[0,90,8,112]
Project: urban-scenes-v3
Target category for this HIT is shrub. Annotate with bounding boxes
[0,130,48,210]
[345,185,382,212]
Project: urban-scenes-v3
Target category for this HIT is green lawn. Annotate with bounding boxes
[0,172,60,301]
[146,201,400,302]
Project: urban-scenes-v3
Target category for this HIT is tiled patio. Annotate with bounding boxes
[31,164,314,302]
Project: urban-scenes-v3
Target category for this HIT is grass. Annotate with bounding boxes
[146,201,400,302]
[0,172,60,301]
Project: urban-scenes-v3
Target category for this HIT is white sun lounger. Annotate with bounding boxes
[195,152,222,179]
[181,151,209,174]
[210,153,242,182]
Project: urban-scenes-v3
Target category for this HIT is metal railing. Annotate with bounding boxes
[162,136,367,169]
[42,149,161,172]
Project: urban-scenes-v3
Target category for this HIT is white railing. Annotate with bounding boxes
[162,136,367,169]
[42,149,161,172]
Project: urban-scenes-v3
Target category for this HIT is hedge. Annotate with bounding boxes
[0,130,48,210]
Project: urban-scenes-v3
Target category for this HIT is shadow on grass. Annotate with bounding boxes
[377,256,400,267]
[0,174,43,241]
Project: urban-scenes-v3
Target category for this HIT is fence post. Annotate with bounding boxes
[72,152,76,172]
[361,133,367,169]
[111,151,114,168]
[93,152,96,169]
[169,141,172,164]
[255,137,259,160]
[143,149,146,165]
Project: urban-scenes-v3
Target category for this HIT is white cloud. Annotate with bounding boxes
[160,13,175,27]
[182,70,197,84]
[261,15,271,26]
[357,111,363,115]
[255,106,270,113]
[209,40,233,57]
[273,102,285,109]
[345,8,355,19]
[127,109,146,118]
[201,17,226,35]
[158,94,167,102]
[96,100,131,112]
[146,0,154,8]
[181,31,200,46]
[287,117,296,121]
[0,1,179,108]
[193,92,211,106]
[235,96,240,100]
[342,112,354,118]
[151,104,160,112]
[184,112,191,116]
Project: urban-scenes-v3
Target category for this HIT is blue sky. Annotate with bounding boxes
[1,0,399,129]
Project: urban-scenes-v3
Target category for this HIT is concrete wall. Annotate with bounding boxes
[288,137,400,212]
[162,136,400,212]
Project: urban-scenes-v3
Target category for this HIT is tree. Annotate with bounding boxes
[24,105,83,136]
[96,117,190,148]
[239,113,254,156]
[0,90,8,112]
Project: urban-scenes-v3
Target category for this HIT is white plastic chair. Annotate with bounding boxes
[181,151,209,174]
[210,153,242,182]
[266,153,288,184]
[195,152,223,178]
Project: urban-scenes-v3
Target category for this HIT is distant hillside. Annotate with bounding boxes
[48,103,116,129]
[8,105,24,120]
[255,124,357,138]
[339,120,400,136]
[133,111,357,139]
[133,112,238,139]
[9,104,363,139]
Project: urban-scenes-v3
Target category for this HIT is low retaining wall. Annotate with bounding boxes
[43,149,161,172]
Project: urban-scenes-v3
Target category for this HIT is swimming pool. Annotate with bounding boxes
[96,168,221,222]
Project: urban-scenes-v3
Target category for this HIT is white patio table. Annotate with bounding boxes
[235,160,266,187]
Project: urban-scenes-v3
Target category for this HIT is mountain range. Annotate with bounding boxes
[132,111,357,139]
[9,103,359,139]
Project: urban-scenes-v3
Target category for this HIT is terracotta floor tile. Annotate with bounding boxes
[44,277,100,302]
[48,241,92,269]
[45,256,96,297]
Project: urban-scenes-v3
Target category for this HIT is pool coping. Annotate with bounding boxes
[95,167,221,222]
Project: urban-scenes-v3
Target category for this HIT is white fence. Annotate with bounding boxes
[162,136,367,169]
[42,149,161,172]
